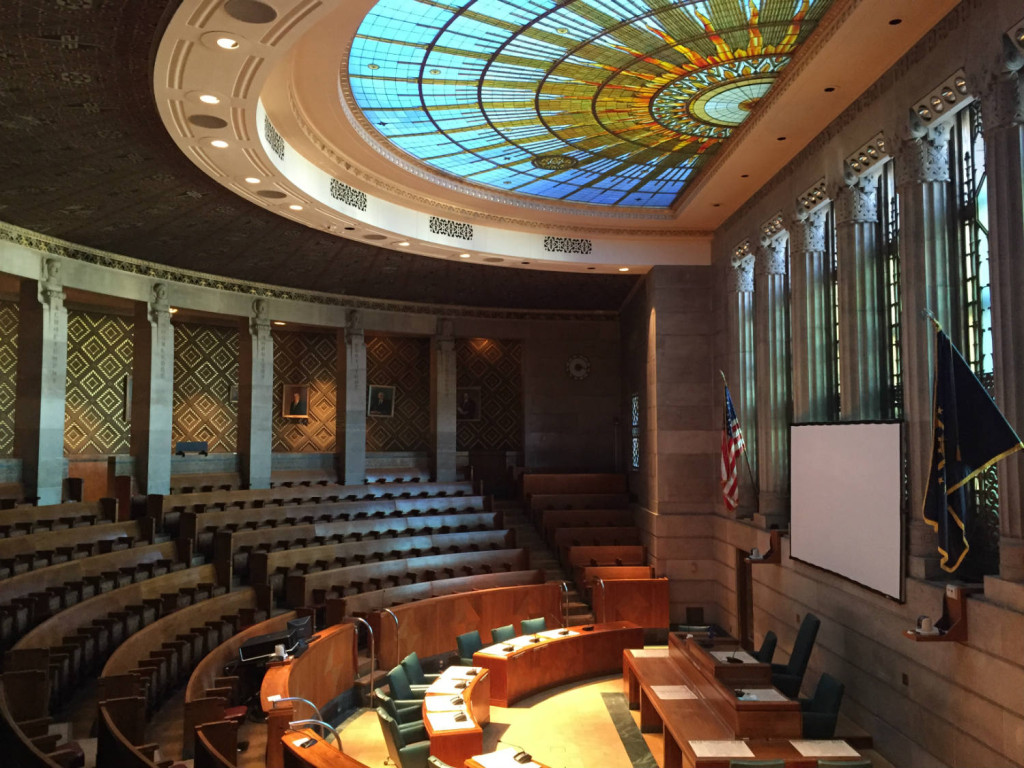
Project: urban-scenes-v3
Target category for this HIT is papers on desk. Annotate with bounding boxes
[438,665,479,680]
[790,740,860,758]
[650,685,697,700]
[688,740,755,758]
[427,678,473,695]
[423,695,466,712]
[711,650,758,664]
[426,710,472,732]
[471,747,541,768]
[537,628,578,639]
[628,648,669,658]
[733,687,788,702]
[479,637,537,656]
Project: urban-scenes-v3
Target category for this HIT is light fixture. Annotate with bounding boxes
[930,96,944,112]
[618,267,630,272]
[396,241,410,246]
[199,94,220,105]
[169,307,179,314]
[289,204,303,211]
[917,106,932,120]
[210,139,229,148]
[273,321,286,326]
[216,37,239,49]
[244,177,260,184]
[459,253,471,258]
[888,18,902,25]
[954,76,968,94]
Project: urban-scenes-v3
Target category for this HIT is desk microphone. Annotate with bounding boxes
[558,629,570,636]
[450,696,464,705]
[454,712,467,722]
[498,739,532,764]
[455,681,468,690]
[502,645,514,652]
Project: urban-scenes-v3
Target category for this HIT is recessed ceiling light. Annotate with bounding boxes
[273,321,286,326]
[169,307,179,314]
[776,136,786,141]
[459,253,471,258]
[397,241,410,246]
[199,94,221,104]
[712,203,721,207]
[521,261,530,265]
[244,177,260,184]
[216,37,240,49]
[618,267,630,272]
[210,139,229,148]
[740,174,749,178]
[344,226,355,231]
[288,204,303,211]
[888,18,902,25]
[367,63,380,70]
[587,267,596,270]
[823,86,836,93]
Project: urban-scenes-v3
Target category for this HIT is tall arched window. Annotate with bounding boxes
[825,202,840,420]
[878,160,902,420]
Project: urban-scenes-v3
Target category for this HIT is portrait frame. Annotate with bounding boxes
[456,387,481,422]
[282,383,310,419]
[367,384,395,417]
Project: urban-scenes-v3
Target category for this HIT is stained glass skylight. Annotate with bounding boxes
[348,0,834,208]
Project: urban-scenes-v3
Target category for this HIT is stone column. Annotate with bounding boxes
[980,67,1024,580]
[431,318,457,482]
[726,253,756,517]
[754,235,791,526]
[131,282,174,495]
[238,299,273,490]
[14,258,68,505]
[337,310,367,485]
[836,175,884,420]
[788,208,832,422]
[897,128,954,579]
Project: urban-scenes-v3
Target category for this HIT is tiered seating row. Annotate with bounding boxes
[0,498,116,538]
[0,518,155,579]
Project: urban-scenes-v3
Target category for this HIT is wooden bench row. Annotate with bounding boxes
[285,547,531,608]
[0,540,191,653]
[0,498,116,539]
[528,492,630,515]
[1,669,79,768]
[553,526,640,561]
[0,518,156,578]
[7,564,227,707]
[520,472,627,498]
[182,494,490,554]
[251,528,515,599]
[212,510,502,580]
[540,508,634,543]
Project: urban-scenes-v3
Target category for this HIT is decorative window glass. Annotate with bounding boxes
[878,160,902,420]
[630,393,640,471]
[825,202,840,420]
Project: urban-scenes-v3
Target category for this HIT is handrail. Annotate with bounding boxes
[271,696,322,723]
[288,719,342,750]
[383,608,399,640]
[559,580,571,627]
[345,615,375,706]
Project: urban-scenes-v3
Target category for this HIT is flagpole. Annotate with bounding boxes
[720,370,759,517]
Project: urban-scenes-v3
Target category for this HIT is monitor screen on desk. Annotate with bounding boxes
[287,615,313,643]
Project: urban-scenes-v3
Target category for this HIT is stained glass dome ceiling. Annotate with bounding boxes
[348,0,835,208]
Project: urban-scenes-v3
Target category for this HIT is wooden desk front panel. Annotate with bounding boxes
[424,670,490,767]
[476,622,644,707]
[375,583,561,669]
[281,728,371,768]
[593,578,670,628]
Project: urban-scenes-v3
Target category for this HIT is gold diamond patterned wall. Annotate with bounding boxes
[64,309,133,456]
[456,338,522,452]
[0,301,17,457]
[366,336,430,452]
[172,322,238,453]
[272,329,337,453]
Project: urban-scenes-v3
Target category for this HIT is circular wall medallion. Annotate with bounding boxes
[566,354,591,380]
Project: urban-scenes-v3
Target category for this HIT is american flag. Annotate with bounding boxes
[721,384,745,512]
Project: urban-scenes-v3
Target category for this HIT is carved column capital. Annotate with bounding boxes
[149,282,171,324]
[895,131,951,187]
[39,258,65,308]
[756,235,788,277]
[979,71,1024,133]
[435,317,455,350]
[345,309,364,345]
[250,298,270,336]
[789,207,827,253]
[835,176,879,224]
[730,253,755,292]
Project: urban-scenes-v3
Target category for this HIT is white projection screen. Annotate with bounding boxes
[790,422,904,600]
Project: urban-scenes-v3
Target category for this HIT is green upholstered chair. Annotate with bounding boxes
[817,761,871,768]
[771,613,820,697]
[800,672,845,738]
[456,630,483,665]
[728,761,785,768]
[401,651,439,686]
[375,687,428,743]
[491,624,516,643]
[753,630,777,664]
[377,707,430,768]
[520,617,546,634]
[387,664,426,700]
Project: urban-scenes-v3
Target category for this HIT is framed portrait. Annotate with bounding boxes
[282,383,309,419]
[367,384,395,417]
[456,387,480,422]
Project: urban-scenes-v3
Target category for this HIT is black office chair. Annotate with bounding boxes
[753,630,777,664]
[377,707,430,768]
[491,624,516,643]
[456,630,483,665]
[771,613,820,697]
[520,617,546,634]
[800,672,845,738]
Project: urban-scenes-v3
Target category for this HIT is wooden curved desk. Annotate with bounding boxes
[281,728,370,768]
[422,665,491,766]
[473,621,643,707]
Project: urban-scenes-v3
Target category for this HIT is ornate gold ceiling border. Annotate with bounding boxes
[0,222,619,321]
